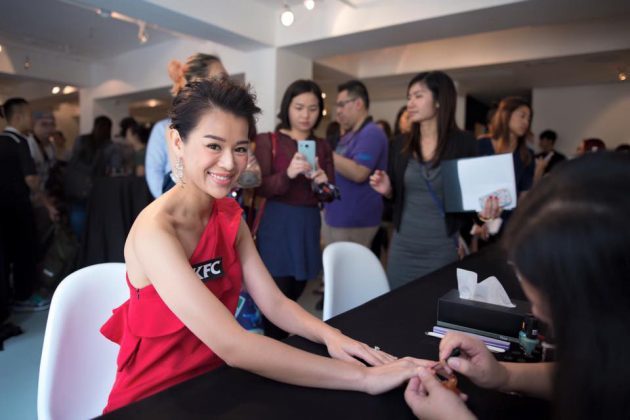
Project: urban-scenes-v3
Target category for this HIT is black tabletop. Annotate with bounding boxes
[104,246,550,420]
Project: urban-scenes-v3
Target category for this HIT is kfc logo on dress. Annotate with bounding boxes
[192,258,224,282]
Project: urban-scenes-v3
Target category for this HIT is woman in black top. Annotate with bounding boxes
[370,71,497,289]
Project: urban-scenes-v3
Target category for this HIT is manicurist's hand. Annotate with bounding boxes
[439,332,509,390]
[404,368,475,420]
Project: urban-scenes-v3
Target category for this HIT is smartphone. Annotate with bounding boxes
[297,140,317,170]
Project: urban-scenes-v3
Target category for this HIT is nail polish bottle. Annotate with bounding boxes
[518,316,540,357]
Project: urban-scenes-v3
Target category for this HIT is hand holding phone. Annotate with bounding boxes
[297,140,317,170]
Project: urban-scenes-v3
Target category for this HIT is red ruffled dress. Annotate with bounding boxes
[101,198,243,413]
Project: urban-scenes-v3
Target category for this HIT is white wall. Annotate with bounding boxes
[532,82,630,156]
[370,98,406,128]
[370,94,467,134]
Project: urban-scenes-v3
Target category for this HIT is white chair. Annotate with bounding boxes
[38,263,127,420]
[322,242,390,321]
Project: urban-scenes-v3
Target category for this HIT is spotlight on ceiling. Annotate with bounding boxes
[96,8,111,18]
[280,5,295,26]
[304,0,315,10]
[137,21,149,44]
[62,86,77,94]
[619,70,628,82]
[52,86,61,95]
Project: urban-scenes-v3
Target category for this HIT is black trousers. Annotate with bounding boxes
[0,197,38,320]
[263,276,306,340]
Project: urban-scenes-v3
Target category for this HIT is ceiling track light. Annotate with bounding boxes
[280,4,295,27]
[137,21,149,44]
[96,8,111,18]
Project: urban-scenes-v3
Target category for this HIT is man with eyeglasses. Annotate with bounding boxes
[323,80,388,249]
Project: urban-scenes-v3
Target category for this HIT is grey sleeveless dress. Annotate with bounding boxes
[386,159,458,290]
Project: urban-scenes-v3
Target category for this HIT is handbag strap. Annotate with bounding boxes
[250,132,278,238]
[418,161,460,250]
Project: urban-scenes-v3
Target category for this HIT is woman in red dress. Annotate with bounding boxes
[101,77,430,413]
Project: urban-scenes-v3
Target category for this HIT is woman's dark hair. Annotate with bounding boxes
[489,96,533,166]
[185,54,222,83]
[582,138,606,153]
[78,115,112,161]
[376,119,392,139]
[403,71,459,166]
[277,79,324,132]
[168,53,223,96]
[0,97,29,122]
[169,77,261,141]
[119,116,137,137]
[128,122,150,145]
[504,152,630,420]
[615,143,630,153]
[539,129,557,142]
[393,105,407,137]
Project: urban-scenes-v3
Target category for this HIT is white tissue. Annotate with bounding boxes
[457,268,515,308]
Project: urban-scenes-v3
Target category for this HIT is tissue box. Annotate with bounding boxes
[437,289,532,343]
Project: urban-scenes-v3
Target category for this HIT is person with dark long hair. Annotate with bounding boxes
[478,97,534,196]
[370,71,497,289]
[254,79,334,339]
[101,78,429,413]
[393,105,411,137]
[66,115,112,239]
[404,152,630,420]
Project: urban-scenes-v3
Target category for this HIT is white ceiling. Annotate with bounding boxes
[1,0,628,106]
[316,49,630,105]
[0,0,175,60]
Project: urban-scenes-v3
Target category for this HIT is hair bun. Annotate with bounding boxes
[167,59,189,96]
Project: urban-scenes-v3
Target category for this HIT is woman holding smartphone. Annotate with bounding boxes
[254,79,334,339]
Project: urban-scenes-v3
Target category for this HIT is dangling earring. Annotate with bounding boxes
[175,158,185,185]
[435,102,440,109]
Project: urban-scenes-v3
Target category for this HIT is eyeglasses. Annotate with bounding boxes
[335,97,357,108]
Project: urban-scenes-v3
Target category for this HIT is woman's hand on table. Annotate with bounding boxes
[404,367,475,420]
[323,329,397,366]
[362,357,436,395]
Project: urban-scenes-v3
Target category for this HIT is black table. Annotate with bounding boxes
[105,246,550,419]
